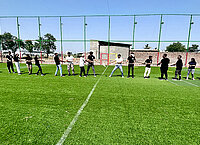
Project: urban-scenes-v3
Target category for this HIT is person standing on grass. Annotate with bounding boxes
[22,54,33,75]
[6,51,15,74]
[13,53,21,75]
[127,53,136,78]
[144,56,153,79]
[87,51,96,77]
[79,54,86,77]
[171,55,183,80]
[66,52,75,76]
[34,55,44,76]
[186,58,196,80]
[109,54,124,78]
[157,54,170,80]
[54,53,64,77]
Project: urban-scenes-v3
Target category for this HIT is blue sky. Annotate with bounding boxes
[0,0,200,53]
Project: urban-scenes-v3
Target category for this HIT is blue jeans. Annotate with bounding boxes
[110,64,123,76]
[55,64,62,76]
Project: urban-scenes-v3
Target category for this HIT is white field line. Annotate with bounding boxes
[168,80,179,86]
[182,80,199,87]
[56,66,108,145]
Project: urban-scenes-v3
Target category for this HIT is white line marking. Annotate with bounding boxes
[168,80,179,86]
[182,80,199,87]
[56,66,108,145]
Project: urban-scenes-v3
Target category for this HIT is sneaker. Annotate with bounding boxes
[109,75,112,77]
[84,76,86,78]
[186,77,188,80]
[35,74,38,76]
[165,79,168,81]
[192,78,195,80]
[13,72,16,74]
[61,75,65,77]
[127,76,130,78]
[41,74,44,76]
[94,75,96,77]
[18,73,21,75]
[79,76,82,77]
[122,76,124,78]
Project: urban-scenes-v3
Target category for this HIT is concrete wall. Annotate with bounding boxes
[132,52,200,67]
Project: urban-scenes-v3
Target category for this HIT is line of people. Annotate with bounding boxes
[6,51,44,76]
[5,51,198,80]
[109,53,197,81]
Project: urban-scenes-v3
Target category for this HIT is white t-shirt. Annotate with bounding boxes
[115,57,123,65]
[79,57,85,67]
[66,56,74,64]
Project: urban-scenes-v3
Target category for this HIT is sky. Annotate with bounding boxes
[1,0,200,53]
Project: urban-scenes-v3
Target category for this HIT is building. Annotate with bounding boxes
[90,40,132,62]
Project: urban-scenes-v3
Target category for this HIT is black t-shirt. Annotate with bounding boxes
[127,56,135,64]
[13,55,19,62]
[176,59,183,70]
[161,58,170,68]
[34,57,40,65]
[88,55,95,64]
[188,61,196,69]
[145,59,152,68]
[54,55,60,65]
[6,55,13,62]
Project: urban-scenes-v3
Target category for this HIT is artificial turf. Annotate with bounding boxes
[0,63,200,144]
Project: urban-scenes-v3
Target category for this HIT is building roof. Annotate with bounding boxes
[91,40,132,47]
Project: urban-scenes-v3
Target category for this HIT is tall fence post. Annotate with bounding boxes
[84,16,87,59]
[0,38,2,62]
[38,17,42,63]
[157,14,164,64]
[16,17,21,59]
[107,16,111,65]
[185,15,193,66]
[132,15,137,50]
[60,16,63,62]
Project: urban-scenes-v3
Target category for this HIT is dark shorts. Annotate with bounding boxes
[26,62,32,65]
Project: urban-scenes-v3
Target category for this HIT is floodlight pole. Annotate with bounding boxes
[17,17,21,59]
[84,16,87,59]
[60,16,63,62]
[157,14,164,64]
[38,17,42,63]
[132,15,136,50]
[108,16,111,65]
[185,15,193,66]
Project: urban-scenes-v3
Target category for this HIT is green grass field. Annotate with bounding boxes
[0,63,200,144]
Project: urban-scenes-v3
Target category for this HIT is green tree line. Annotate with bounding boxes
[0,32,56,58]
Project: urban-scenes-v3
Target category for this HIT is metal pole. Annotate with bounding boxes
[185,15,193,66]
[132,15,136,50]
[84,16,87,59]
[0,38,2,62]
[157,14,163,64]
[108,16,111,65]
[60,16,63,62]
[38,17,42,63]
[17,17,21,59]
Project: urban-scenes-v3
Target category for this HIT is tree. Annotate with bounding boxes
[24,40,34,54]
[166,42,186,52]
[144,44,151,49]
[0,32,24,54]
[35,33,56,58]
[188,44,199,52]
[43,33,56,58]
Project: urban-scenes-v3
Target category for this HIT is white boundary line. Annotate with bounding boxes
[56,66,108,145]
[182,80,199,87]
[168,80,179,86]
